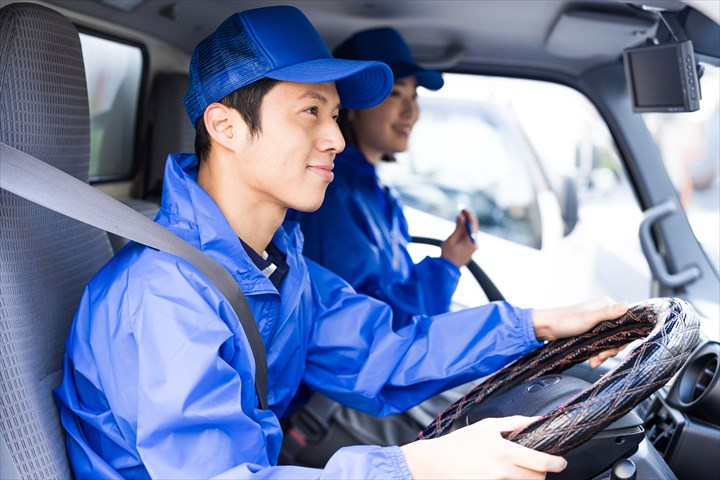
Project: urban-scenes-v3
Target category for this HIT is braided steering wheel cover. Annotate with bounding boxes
[417,297,700,455]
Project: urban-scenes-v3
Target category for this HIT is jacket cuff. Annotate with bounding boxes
[433,255,461,276]
[387,446,414,479]
[519,307,544,350]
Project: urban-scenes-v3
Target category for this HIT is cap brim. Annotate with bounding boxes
[415,70,445,91]
[391,62,444,91]
[265,58,393,109]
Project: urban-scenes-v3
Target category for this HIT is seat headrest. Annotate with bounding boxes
[0,2,90,181]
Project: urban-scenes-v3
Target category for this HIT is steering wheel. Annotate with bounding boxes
[410,236,504,302]
[417,297,700,456]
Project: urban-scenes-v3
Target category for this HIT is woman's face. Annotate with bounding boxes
[348,77,419,164]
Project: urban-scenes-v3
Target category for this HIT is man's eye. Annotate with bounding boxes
[306,106,318,116]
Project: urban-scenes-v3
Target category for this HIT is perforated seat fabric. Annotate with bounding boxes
[0,3,114,479]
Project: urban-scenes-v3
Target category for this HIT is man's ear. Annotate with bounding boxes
[203,103,246,151]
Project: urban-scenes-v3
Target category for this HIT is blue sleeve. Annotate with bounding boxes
[55,256,415,480]
[296,183,460,327]
[303,260,542,417]
[212,447,412,480]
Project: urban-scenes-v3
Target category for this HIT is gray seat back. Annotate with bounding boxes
[0,3,113,478]
[109,72,194,252]
[145,72,195,201]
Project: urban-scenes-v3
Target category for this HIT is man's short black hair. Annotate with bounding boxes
[195,78,280,163]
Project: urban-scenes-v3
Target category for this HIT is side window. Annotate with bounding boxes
[379,73,650,309]
[78,32,143,181]
[641,64,720,273]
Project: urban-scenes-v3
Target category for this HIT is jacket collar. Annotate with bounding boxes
[335,145,378,185]
[156,153,306,296]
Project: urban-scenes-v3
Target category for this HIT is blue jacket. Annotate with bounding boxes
[289,145,460,326]
[54,153,542,479]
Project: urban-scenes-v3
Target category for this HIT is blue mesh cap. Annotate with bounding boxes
[333,27,444,91]
[184,6,393,127]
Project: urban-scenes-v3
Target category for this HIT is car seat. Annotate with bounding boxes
[0,3,114,478]
[144,72,195,203]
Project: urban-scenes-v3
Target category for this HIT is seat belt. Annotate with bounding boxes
[0,142,269,410]
[280,393,342,462]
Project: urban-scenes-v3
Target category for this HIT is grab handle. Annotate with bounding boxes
[639,200,701,288]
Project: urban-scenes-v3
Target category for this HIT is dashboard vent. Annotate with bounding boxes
[645,403,678,456]
[691,356,718,402]
[666,341,720,426]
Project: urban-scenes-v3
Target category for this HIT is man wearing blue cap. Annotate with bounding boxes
[55,6,626,479]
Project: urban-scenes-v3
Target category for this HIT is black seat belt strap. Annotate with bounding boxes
[0,142,269,410]
[280,393,342,465]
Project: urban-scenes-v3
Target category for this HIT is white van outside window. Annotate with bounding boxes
[378,73,649,309]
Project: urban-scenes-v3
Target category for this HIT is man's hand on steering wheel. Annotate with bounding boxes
[401,415,568,479]
[532,297,629,368]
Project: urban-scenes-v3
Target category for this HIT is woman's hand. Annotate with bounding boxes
[532,297,629,368]
[401,415,567,479]
[441,209,479,267]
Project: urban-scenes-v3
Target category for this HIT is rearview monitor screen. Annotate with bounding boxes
[623,40,700,113]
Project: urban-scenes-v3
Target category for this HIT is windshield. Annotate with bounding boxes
[642,63,720,274]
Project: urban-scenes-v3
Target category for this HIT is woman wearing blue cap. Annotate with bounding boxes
[289,27,477,327]
[54,6,626,480]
